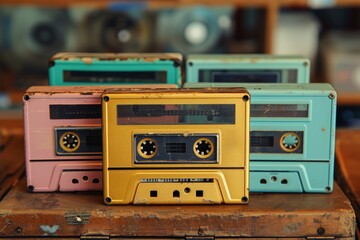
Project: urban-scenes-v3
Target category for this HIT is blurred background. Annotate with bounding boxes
[0,0,359,128]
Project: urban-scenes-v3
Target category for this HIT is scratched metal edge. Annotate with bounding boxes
[0,207,355,238]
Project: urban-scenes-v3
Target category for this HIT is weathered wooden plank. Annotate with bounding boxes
[335,129,360,239]
[0,178,355,238]
[0,129,24,200]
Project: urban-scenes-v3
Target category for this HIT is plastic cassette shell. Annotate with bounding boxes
[48,52,182,86]
[23,85,176,192]
[184,83,337,193]
[186,54,310,84]
[102,88,250,204]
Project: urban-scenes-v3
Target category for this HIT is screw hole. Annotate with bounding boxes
[184,187,190,193]
[243,95,249,102]
[241,196,249,203]
[103,96,110,102]
[188,62,193,66]
[23,95,30,101]
[82,176,89,182]
[317,227,325,235]
[28,185,34,192]
[271,176,277,182]
[104,197,112,204]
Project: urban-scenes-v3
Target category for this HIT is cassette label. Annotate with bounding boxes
[102,88,250,204]
[186,54,310,84]
[48,53,182,86]
[184,83,337,193]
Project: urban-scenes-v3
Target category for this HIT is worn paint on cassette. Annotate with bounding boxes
[48,52,182,86]
[186,54,310,84]
[102,88,250,204]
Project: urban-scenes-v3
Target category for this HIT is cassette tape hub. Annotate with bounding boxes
[23,85,176,192]
[48,52,182,86]
[184,83,337,193]
[186,54,310,84]
[102,88,250,204]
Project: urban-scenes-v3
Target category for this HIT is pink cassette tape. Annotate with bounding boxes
[23,85,177,192]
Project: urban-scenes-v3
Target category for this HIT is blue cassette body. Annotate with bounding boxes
[186,54,310,84]
[184,83,337,193]
[49,53,182,86]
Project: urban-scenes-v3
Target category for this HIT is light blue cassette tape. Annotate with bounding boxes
[186,54,310,84]
[49,53,182,86]
[184,82,337,193]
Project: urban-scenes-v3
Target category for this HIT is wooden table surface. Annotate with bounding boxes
[336,129,360,239]
[0,174,355,238]
[0,126,356,239]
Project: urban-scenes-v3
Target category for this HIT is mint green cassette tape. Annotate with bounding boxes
[184,83,337,193]
[49,53,182,86]
[186,54,310,84]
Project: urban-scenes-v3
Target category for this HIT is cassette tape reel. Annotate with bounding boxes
[184,83,337,193]
[55,127,102,156]
[0,6,76,72]
[156,6,233,54]
[134,134,218,163]
[80,7,153,53]
[102,88,250,204]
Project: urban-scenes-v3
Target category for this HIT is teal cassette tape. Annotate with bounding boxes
[186,54,310,84]
[49,53,182,86]
[184,83,337,193]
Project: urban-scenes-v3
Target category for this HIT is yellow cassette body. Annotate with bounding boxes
[102,88,250,204]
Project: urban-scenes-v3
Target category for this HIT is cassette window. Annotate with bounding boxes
[134,134,219,163]
[55,127,102,156]
[63,71,167,84]
[251,104,309,118]
[117,104,235,125]
[199,69,298,83]
[50,104,101,119]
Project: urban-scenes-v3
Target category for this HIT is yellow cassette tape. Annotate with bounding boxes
[102,88,250,204]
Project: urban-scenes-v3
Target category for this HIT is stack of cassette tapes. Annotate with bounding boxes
[21,52,337,206]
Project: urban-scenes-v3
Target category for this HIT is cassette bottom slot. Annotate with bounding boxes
[27,161,102,192]
[105,169,248,204]
[250,161,332,193]
[59,170,102,192]
[134,181,223,204]
[251,171,303,192]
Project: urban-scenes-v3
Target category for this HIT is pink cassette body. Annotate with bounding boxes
[23,85,176,192]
